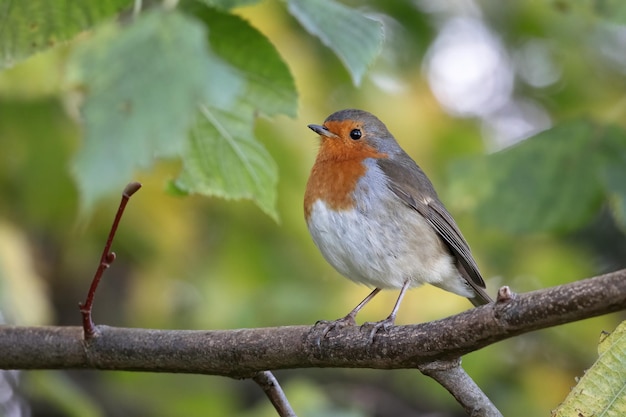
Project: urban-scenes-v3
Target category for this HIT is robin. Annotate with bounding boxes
[304,109,492,332]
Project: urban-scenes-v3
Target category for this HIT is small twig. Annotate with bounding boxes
[252,371,297,417]
[78,182,142,339]
[418,359,502,417]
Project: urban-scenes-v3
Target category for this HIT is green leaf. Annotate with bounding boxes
[0,0,132,67]
[553,321,626,417]
[598,126,626,231]
[449,120,626,234]
[183,3,297,117]
[171,4,297,220]
[287,0,383,85]
[67,10,218,212]
[476,121,603,233]
[174,105,278,221]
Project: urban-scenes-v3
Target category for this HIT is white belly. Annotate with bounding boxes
[306,199,465,292]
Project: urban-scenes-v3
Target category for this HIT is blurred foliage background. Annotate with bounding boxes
[1,0,626,416]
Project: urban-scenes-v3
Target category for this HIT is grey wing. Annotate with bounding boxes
[378,158,491,304]
[388,182,491,304]
[424,199,485,288]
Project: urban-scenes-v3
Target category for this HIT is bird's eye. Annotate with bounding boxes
[349,129,362,140]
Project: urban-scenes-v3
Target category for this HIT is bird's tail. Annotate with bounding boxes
[468,285,492,306]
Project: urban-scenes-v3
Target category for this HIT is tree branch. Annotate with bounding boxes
[252,371,297,417]
[418,359,502,417]
[1,270,624,375]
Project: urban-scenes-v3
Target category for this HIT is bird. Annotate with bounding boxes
[304,109,492,333]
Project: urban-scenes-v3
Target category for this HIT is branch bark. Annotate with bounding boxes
[1,270,625,374]
[252,371,297,417]
[419,359,501,417]
[1,270,625,416]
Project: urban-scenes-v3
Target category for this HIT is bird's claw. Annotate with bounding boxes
[362,317,395,343]
[310,315,357,349]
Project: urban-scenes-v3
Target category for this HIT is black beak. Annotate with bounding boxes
[308,124,339,139]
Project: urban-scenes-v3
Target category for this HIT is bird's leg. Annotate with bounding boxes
[336,287,382,326]
[363,279,410,341]
[312,287,382,343]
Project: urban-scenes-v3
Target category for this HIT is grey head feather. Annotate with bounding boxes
[324,109,404,156]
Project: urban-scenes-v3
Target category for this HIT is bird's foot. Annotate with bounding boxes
[362,316,395,343]
[314,314,358,336]
[310,314,357,348]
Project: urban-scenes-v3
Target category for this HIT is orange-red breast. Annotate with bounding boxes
[304,109,491,330]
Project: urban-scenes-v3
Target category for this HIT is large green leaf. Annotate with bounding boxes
[553,321,626,417]
[287,0,383,85]
[450,120,626,234]
[174,105,278,221]
[0,0,132,67]
[185,3,297,117]
[480,121,603,233]
[172,4,297,220]
[598,126,626,231]
[67,10,219,212]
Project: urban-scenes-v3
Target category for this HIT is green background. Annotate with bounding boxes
[0,0,625,416]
